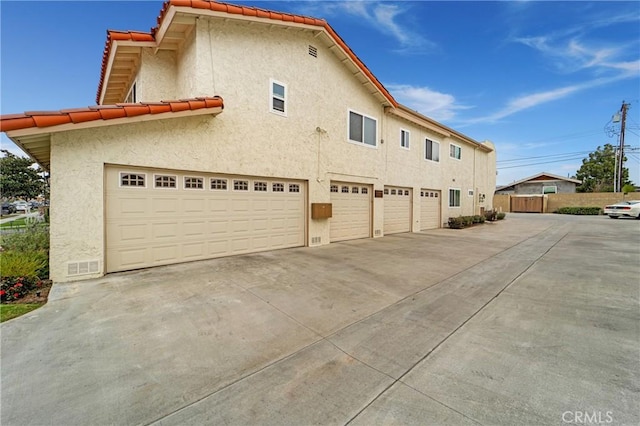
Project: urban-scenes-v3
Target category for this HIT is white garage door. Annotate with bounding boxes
[330,182,371,242]
[384,186,412,234]
[420,189,441,230]
[105,166,305,273]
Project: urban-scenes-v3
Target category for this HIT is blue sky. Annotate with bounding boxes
[1,1,639,186]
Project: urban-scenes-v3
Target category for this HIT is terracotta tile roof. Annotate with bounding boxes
[0,97,224,132]
[96,0,397,107]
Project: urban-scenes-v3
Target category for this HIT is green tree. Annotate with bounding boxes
[0,150,44,199]
[575,144,631,192]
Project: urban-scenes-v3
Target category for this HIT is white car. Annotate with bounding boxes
[603,200,640,219]
[12,201,30,213]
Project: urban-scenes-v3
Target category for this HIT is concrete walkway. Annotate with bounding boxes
[1,214,638,425]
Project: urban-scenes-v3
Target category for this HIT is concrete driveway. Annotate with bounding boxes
[2,214,638,425]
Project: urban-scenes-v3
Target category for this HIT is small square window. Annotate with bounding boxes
[234,180,249,191]
[352,187,359,194]
[435,193,438,198]
[384,188,389,195]
[184,177,204,189]
[404,190,409,196]
[391,189,397,195]
[468,189,474,197]
[289,183,300,193]
[273,183,285,192]
[330,185,338,193]
[341,186,349,193]
[361,187,368,194]
[421,191,425,197]
[120,173,145,187]
[155,175,176,188]
[211,178,228,190]
[254,181,268,192]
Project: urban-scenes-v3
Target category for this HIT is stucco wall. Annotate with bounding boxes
[515,180,577,195]
[49,18,496,282]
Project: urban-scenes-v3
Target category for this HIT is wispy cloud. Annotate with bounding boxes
[467,9,639,125]
[387,84,470,122]
[296,1,436,54]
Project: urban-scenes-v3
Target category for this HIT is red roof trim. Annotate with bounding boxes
[0,97,224,133]
[96,1,397,107]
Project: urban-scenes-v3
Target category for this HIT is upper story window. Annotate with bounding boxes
[348,110,377,147]
[425,139,440,162]
[400,129,410,149]
[270,79,287,116]
[450,143,462,160]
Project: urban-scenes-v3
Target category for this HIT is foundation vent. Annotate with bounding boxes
[311,236,322,244]
[375,229,382,236]
[308,45,318,58]
[68,260,100,277]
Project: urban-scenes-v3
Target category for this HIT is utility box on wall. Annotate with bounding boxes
[311,203,332,219]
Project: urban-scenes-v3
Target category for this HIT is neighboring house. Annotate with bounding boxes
[495,172,581,195]
[1,0,496,282]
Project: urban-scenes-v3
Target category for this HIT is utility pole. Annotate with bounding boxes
[617,101,629,192]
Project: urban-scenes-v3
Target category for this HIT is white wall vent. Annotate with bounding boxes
[308,45,318,58]
[311,236,322,244]
[375,229,382,236]
[68,260,100,277]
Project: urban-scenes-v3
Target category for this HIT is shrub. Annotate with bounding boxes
[484,210,497,221]
[0,251,48,279]
[1,276,44,302]
[472,215,485,224]
[497,212,506,220]
[554,207,602,215]
[0,225,49,253]
[448,217,466,229]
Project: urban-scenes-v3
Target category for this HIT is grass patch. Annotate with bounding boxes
[0,303,43,322]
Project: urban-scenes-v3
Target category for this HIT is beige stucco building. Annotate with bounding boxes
[1,0,496,282]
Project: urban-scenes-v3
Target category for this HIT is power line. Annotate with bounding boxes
[497,150,593,163]
[497,155,590,170]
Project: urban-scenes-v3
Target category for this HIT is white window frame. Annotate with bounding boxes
[542,185,557,194]
[210,178,228,191]
[400,129,410,150]
[348,109,377,148]
[449,143,462,160]
[468,189,474,197]
[269,79,287,116]
[425,139,440,162]
[184,176,204,190]
[449,188,461,208]
[119,171,146,188]
[124,81,137,103]
[153,174,178,190]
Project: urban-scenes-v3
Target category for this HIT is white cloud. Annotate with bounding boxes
[298,1,435,53]
[386,84,470,121]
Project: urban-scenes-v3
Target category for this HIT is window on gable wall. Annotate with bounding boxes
[426,139,439,162]
[270,79,286,116]
[400,129,410,149]
[349,110,377,147]
[450,144,461,160]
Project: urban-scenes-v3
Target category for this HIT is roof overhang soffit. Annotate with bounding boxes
[100,40,155,105]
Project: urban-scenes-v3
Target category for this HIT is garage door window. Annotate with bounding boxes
[120,173,146,187]
[289,184,300,193]
[155,175,177,189]
[330,185,338,193]
[361,187,368,194]
[234,180,249,191]
[341,186,349,193]
[211,178,227,190]
[254,181,268,192]
[184,177,204,189]
[352,187,359,193]
[273,183,284,192]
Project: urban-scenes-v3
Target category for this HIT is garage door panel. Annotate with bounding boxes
[384,186,412,234]
[330,182,371,242]
[420,189,441,230]
[105,166,305,273]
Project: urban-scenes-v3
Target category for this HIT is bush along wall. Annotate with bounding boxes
[448,211,505,229]
[554,207,602,215]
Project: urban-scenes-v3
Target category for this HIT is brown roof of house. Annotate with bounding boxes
[96,0,397,106]
[0,97,224,132]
